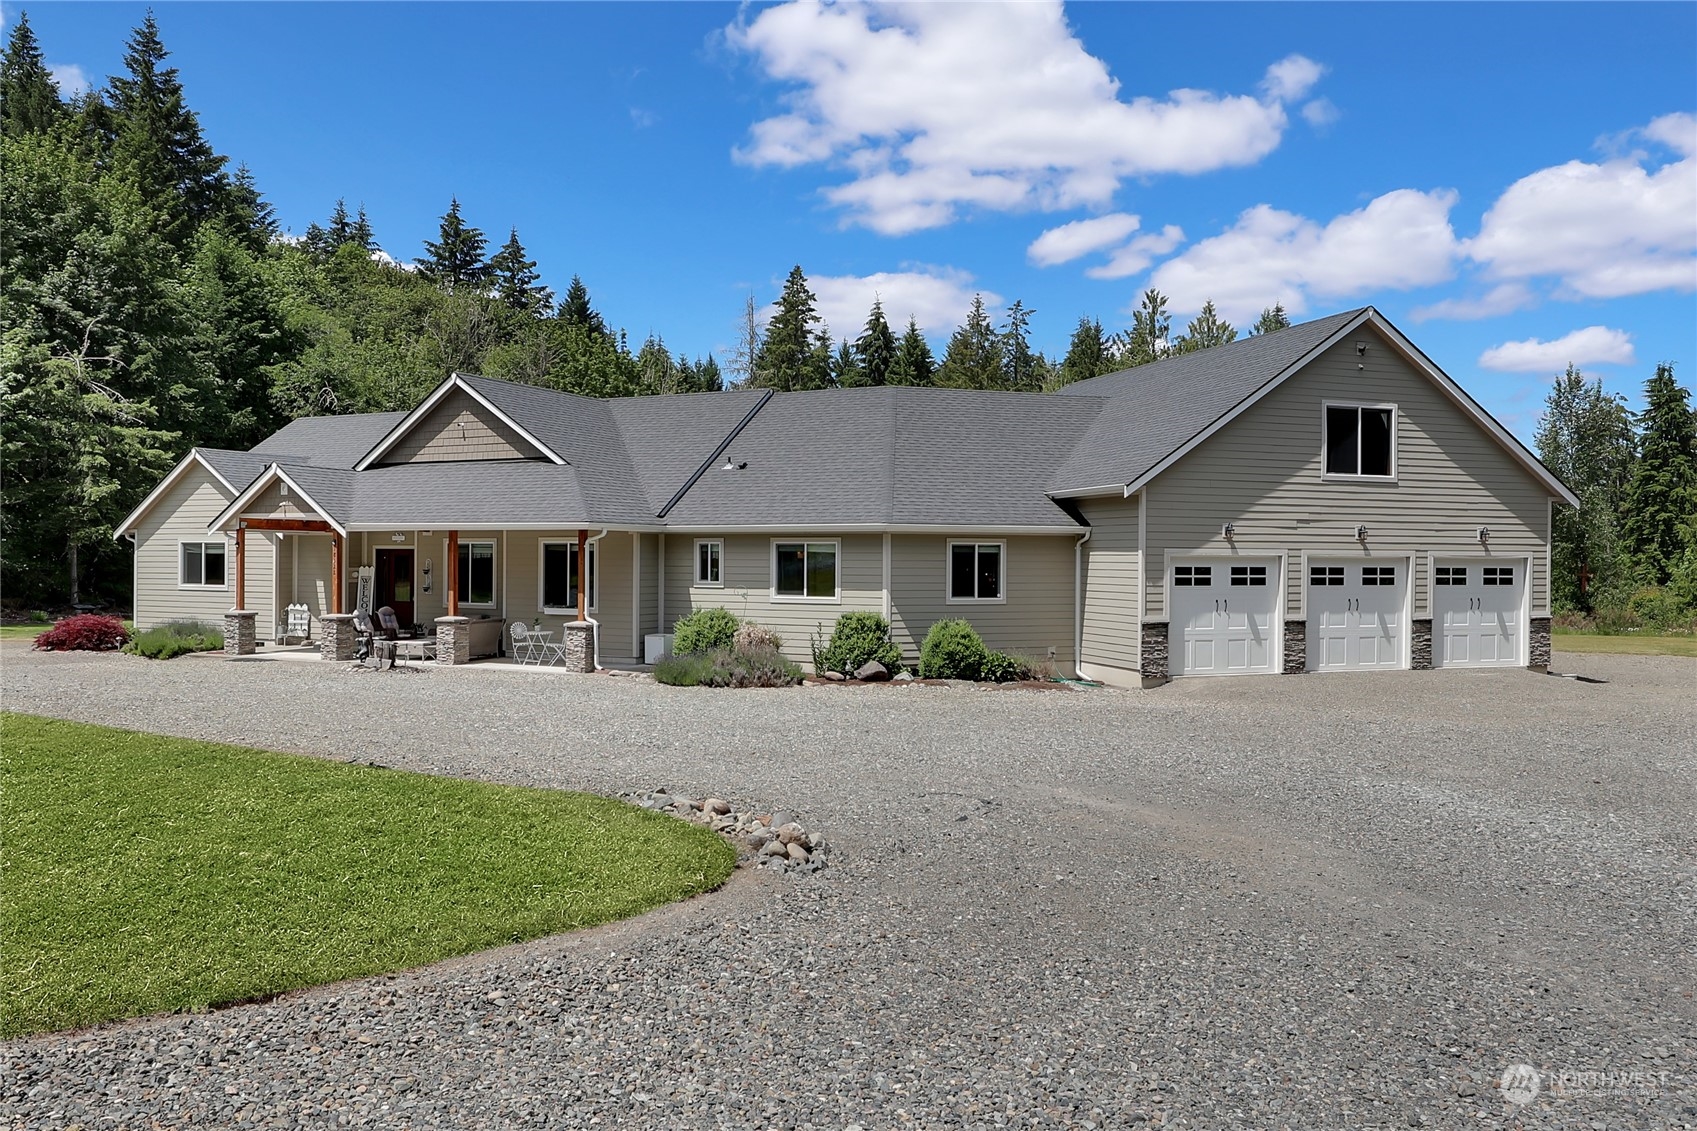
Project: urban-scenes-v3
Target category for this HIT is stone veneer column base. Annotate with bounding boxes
[319,614,357,661]
[1528,616,1552,671]
[224,610,257,657]
[435,616,471,665]
[1139,622,1169,686]
[1282,620,1307,674]
[1411,618,1434,670]
[563,621,597,673]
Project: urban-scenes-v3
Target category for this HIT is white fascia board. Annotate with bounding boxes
[345,523,668,533]
[1363,312,1581,508]
[208,464,348,538]
[1122,309,1377,498]
[1047,483,1130,500]
[663,523,1084,536]
[112,449,238,540]
[352,373,566,471]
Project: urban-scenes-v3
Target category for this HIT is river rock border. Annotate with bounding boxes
[622,789,829,875]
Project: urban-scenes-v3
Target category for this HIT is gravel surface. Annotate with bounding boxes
[3,644,1694,1129]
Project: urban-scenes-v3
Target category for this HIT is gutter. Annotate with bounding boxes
[655,389,774,519]
[1074,527,1092,679]
[586,529,608,670]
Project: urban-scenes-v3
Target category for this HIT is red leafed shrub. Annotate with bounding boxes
[33,614,130,651]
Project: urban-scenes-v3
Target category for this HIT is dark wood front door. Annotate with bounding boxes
[376,549,415,629]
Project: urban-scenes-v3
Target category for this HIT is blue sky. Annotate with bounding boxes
[15,1,1696,440]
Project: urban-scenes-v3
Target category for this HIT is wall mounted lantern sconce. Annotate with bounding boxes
[1222,522,1235,540]
[1355,524,1369,542]
[1477,526,1490,545]
[421,558,433,593]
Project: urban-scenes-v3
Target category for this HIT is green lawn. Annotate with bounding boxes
[0,624,48,641]
[1551,632,1697,657]
[0,713,735,1037]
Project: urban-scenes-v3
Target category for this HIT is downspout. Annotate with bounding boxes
[1074,527,1092,679]
[587,529,609,669]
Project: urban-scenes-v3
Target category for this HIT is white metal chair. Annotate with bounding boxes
[509,621,542,665]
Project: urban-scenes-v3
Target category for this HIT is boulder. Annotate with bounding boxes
[822,671,846,681]
[853,660,891,682]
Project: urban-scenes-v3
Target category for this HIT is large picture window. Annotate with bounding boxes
[180,541,227,588]
[772,540,838,600]
[540,540,596,613]
[456,540,496,606]
[1324,404,1396,478]
[948,542,1004,602]
[695,540,722,587]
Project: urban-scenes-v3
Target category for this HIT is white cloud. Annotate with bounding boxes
[1085,224,1185,280]
[629,107,658,129]
[808,266,998,340]
[1466,112,1696,299]
[1409,282,1533,322]
[48,63,89,97]
[727,1,1322,234]
[1147,188,1460,323]
[1478,326,1636,373]
[1300,98,1339,128]
[1027,213,1143,267]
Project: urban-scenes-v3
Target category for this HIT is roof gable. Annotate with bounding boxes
[353,374,565,470]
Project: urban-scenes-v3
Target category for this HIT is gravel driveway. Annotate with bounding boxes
[3,645,1693,1130]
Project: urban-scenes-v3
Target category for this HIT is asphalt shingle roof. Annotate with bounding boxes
[250,412,408,468]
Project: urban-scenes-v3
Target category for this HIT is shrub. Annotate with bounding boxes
[672,607,740,655]
[124,621,224,659]
[733,622,784,653]
[818,612,901,675]
[655,646,803,688]
[980,651,1034,683]
[918,618,988,680]
[33,614,129,652]
[1627,587,1688,631]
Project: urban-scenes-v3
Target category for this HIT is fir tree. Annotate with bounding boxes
[1174,300,1236,354]
[1001,299,1038,391]
[488,228,551,314]
[938,295,1003,390]
[832,338,865,387]
[348,205,376,252]
[635,335,675,395]
[1250,303,1291,335]
[1055,316,1110,388]
[221,164,277,248]
[106,12,228,242]
[558,274,607,337]
[1,12,63,138]
[1124,289,1172,367]
[889,317,936,386]
[1622,363,1697,586]
[751,265,823,391]
[326,198,355,247]
[854,297,896,387]
[1536,365,1636,611]
[415,196,489,293]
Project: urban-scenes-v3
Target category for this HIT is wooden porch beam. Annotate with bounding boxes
[239,517,334,533]
[576,528,587,621]
[234,522,247,609]
[447,530,460,617]
[329,532,344,615]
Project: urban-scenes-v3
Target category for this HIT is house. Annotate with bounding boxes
[113,307,1576,685]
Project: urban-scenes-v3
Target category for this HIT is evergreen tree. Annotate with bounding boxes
[1,12,63,138]
[185,223,293,448]
[635,334,675,395]
[488,227,551,314]
[807,328,835,390]
[854,297,896,387]
[832,338,865,387]
[348,205,376,252]
[1535,365,1637,611]
[1123,289,1172,367]
[557,274,607,337]
[221,164,277,249]
[1174,300,1237,354]
[106,12,228,243]
[326,198,355,247]
[937,295,1003,390]
[1250,303,1291,335]
[415,196,489,293]
[1055,316,1111,388]
[889,316,936,386]
[1622,363,1697,586]
[751,265,824,391]
[1001,299,1038,391]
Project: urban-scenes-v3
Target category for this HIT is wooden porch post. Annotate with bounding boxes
[576,528,588,621]
[447,530,460,617]
[329,532,343,614]
[234,522,247,609]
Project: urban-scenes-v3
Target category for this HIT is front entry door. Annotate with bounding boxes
[376,549,415,628]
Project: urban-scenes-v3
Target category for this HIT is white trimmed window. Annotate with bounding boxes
[180,540,227,588]
[772,540,838,601]
[540,540,596,614]
[456,540,497,606]
[948,541,1005,602]
[1323,403,1396,478]
[695,540,722,587]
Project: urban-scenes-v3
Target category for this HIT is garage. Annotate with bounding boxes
[1169,558,1281,676]
[1307,559,1407,671]
[1432,559,1525,667]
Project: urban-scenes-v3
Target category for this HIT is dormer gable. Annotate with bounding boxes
[353,373,565,470]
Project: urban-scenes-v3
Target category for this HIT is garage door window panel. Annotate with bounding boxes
[1323,404,1396,479]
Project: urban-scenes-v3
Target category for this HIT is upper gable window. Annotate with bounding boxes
[1323,404,1396,478]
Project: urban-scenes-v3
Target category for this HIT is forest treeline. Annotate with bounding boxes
[2,12,1691,628]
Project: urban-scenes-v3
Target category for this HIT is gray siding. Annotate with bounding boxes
[638,533,660,641]
[133,465,277,638]
[1076,496,1141,672]
[379,390,536,465]
[499,530,638,664]
[283,534,336,624]
[887,535,1076,668]
[1144,329,1554,620]
[663,532,884,665]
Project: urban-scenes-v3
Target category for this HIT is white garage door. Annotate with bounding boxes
[1433,560,1524,667]
[1307,560,1406,671]
[1170,559,1280,676]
